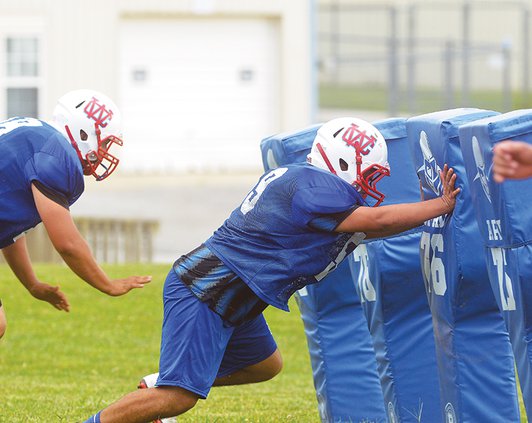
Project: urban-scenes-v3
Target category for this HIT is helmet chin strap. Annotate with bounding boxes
[354,147,364,188]
[316,143,337,175]
[64,125,83,162]
[65,125,92,175]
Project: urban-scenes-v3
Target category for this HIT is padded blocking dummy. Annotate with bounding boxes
[458,110,532,418]
[260,125,386,422]
[407,108,520,422]
[348,117,441,423]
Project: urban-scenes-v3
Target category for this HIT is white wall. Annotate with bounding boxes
[0,0,315,171]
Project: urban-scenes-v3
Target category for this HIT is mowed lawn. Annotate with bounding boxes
[0,264,527,422]
[0,264,319,423]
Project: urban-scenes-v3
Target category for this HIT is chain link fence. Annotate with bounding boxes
[318,0,531,116]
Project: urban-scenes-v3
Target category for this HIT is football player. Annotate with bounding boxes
[0,89,151,340]
[83,117,460,423]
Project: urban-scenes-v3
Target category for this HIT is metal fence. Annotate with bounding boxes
[0,218,159,264]
[318,0,531,115]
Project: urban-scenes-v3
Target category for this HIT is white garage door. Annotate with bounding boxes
[119,17,280,173]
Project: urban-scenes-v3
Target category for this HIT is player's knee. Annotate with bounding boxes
[160,386,199,416]
[269,349,283,379]
[260,349,283,381]
[177,392,198,413]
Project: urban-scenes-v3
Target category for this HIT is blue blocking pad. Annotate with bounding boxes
[458,109,532,418]
[260,124,321,170]
[407,108,520,422]
[296,262,387,422]
[348,117,441,423]
[260,124,386,422]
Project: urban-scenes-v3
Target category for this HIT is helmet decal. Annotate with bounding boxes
[472,136,492,203]
[83,96,114,128]
[419,131,442,195]
[342,123,378,155]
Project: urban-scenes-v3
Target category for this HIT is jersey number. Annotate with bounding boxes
[353,245,376,303]
[0,117,42,136]
[240,167,288,215]
[420,232,447,296]
[490,248,516,311]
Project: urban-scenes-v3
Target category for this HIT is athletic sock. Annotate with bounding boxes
[83,410,102,423]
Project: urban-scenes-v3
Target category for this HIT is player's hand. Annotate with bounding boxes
[106,275,152,296]
[493,140,532,182]
[439,164,460,213]
[29,282,70,312]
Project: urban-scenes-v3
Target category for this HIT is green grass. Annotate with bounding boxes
[0,264,318,423]
[320,83,532,114]
[0,264,527,421]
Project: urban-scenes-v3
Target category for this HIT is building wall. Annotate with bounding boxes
[0,0,314,171]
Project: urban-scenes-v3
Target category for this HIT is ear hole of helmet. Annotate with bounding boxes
[339,158,348,171]
[80,130,88,141]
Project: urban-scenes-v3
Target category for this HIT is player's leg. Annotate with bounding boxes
[214,312,282,386]
[0,299,6,339]
[97,384,198,422]
[214,348,282,386]
[85,270,235,422]
[139,312,283,390]
[132,347,282,422]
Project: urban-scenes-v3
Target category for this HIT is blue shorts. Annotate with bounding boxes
[156,270,278,398]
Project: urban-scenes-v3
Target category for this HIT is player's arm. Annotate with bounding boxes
[1,236,70,311]
[336,165,459,238]
[31,183,151,296]
[0,300,6,338]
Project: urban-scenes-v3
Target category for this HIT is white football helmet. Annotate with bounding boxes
[50,89,123,181]
[307,117,390,206]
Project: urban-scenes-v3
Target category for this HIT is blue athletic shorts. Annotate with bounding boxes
[156,270,278,398]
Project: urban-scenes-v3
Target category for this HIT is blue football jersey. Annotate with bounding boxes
[0,117,84,248]
[205,163,366,311]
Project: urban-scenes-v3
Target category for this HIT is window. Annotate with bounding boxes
[7,37,39,77]
[5,37,40,117]
[0,18,43,120]
[7,87,38,117]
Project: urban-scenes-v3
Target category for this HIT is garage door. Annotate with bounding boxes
[119,17,280,173]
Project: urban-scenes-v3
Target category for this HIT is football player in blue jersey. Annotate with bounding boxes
[84,117,460,423]
[0,89,151,340]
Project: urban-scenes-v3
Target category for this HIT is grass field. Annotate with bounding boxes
[0,264,318,423]
[0,264,527,422]
[320,83,532,115]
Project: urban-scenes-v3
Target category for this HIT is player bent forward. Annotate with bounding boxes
[0,90,151,341]
[84,117,460,423]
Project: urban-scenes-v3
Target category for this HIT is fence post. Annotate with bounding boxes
[388,5,399,117]
[444,40,455,109]
[502,40,512,111]
[523,5,530,107]
[407,3,417,114]
[461,0,471,106]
